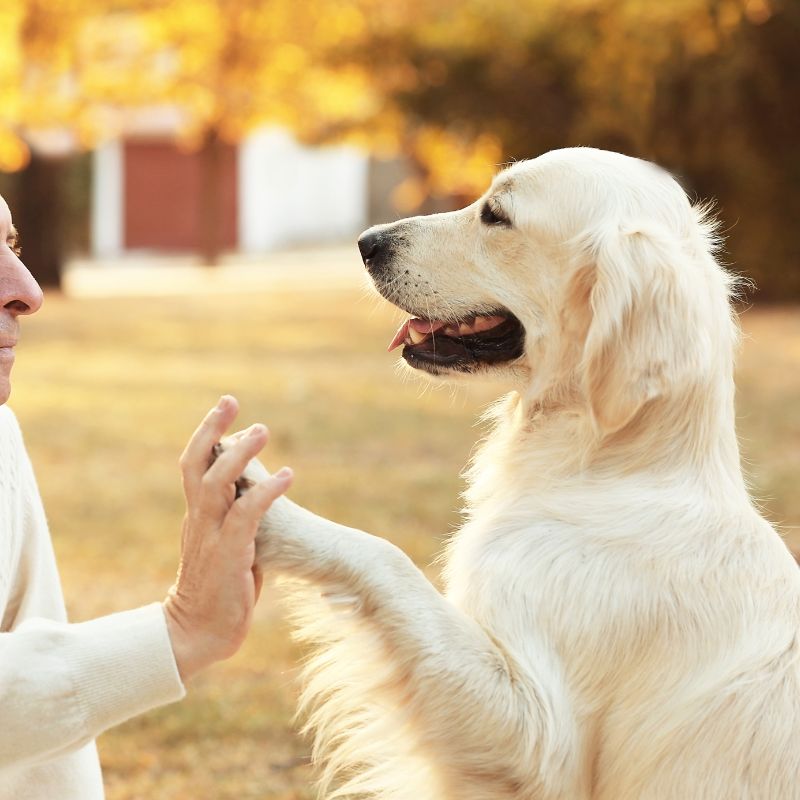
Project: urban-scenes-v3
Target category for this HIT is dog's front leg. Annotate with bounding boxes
[237,459,580,799]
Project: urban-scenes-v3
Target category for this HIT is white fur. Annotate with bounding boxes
[243,148,800,799]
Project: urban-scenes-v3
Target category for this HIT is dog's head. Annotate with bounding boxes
[359,147,738,435]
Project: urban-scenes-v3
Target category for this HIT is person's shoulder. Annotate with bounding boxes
[0,405,25,449]
[0,404,21,428]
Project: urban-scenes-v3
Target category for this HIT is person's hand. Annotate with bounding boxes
[163,395,293,682]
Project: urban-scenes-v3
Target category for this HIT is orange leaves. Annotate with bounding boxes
[405,128,503,206]
[0,132,29,173]
[1,0,377,165]
[0,5,26,169]
[0,0,779,196]
[128,0,374,142]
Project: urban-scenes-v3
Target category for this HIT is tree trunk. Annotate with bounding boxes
[198,128,223,267]
[16,154,65,289]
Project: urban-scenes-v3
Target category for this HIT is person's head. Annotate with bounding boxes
[0,194,44,404]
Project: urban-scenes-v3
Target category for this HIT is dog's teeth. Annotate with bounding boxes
[459,322,474,336]
[473,315,507,333]
[408,327,429,345]
[443,325,460,336]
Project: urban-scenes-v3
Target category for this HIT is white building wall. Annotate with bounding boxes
[91,140,124,258]
[239,127,368,253]
[90,126,369,257]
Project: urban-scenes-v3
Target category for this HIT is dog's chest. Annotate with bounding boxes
[444,519,656,677]
[447,522,585,617]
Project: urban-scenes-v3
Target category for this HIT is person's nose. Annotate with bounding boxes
[1,251,44,316]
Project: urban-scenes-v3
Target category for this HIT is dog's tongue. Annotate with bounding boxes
[388,318,446,351]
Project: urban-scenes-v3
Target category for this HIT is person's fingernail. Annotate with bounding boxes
[248,423,266,438]
[274,466,293,480]
[216,395,231,412]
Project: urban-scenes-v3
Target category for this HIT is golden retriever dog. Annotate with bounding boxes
[230,147,800,799]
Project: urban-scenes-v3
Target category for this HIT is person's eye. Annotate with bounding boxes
[480,201,511,227]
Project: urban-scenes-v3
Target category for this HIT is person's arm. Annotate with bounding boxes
[0,396,291,770]
[0,604,184,770]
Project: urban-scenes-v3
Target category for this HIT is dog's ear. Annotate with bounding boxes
[579,223,701,436]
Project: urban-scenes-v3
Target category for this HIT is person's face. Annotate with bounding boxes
[0,195,43,404]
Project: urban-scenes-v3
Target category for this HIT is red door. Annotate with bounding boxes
[123,138,238,252]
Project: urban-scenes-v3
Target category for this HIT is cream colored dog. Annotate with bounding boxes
[233,148,800,799]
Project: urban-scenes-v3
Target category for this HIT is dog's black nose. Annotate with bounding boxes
[357,230,382,265]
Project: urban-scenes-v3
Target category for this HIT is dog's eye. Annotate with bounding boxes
[480,201,510,228]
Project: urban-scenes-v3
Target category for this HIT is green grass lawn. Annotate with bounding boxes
[10,278,800,799]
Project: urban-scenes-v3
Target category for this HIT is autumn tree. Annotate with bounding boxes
[323,0,800,298]
[0,0,379,276]
[0,1,95,287]
[97,0,378,265]
[1,0,798,295]
[0,0,512,274]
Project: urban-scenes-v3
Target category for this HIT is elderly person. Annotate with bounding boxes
[0,192,292,799]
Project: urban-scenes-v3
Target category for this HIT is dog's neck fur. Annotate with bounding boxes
[462,363,749,522]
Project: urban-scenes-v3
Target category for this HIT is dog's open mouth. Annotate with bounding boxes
[388,311,525,372]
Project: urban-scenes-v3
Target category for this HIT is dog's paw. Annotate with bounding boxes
[211,437,271,498]
[211,437,311,568]
[210,442,254,498]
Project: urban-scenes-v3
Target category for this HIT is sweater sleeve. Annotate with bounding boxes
[0,603,186,771]
[0,406,185,773]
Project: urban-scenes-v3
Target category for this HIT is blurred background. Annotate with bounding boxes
[1,0,799,293]
[2,1,798,798]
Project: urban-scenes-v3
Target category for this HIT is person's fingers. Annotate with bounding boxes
[180,396,239,497]
[204,424,269,489]
[222,427,252,444]
[223,469,294,544]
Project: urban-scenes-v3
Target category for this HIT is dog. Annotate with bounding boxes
[229,147,800,799]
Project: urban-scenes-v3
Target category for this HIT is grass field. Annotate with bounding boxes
[10,260,800,799]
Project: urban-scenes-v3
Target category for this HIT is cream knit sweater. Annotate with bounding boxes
[0,405,186,799]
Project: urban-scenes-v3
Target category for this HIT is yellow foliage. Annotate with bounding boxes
[414,128,503,199]
[0,131,30,172]
[0,0,771,214]
[0,5,26,169]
